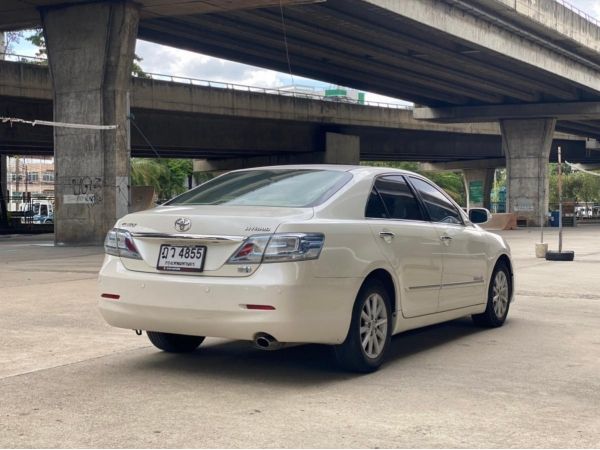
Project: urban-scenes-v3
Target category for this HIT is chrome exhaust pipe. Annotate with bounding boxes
[253,333,282,351]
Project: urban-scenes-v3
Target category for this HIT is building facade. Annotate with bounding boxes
[5,157,55,211]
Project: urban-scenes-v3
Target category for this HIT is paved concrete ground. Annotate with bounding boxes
[0,228,599,448]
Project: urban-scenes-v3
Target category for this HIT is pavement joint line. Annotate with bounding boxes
[2,269,99,274]
[0,254,104,261]
[0,276,99,286]
[0,345,152,382]
[516,290,600,300]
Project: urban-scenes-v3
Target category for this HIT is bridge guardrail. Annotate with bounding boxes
[1,52,413,111]
[139,71,413,110]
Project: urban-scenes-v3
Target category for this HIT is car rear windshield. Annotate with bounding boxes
[167,169,353,207]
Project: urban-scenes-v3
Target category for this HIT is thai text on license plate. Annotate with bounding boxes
[157,245,206,272]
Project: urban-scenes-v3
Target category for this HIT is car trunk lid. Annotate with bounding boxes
[116,205,314,276]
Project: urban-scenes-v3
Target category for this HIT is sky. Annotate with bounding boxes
[7,0,600,105]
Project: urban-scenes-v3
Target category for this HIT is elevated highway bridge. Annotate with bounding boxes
[1,60,595,164]
[3,0,600,241]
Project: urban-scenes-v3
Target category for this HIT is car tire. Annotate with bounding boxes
[472,262,511,328]
[334,279,392,373]
[147,331,205,353]
[545,250,575,261]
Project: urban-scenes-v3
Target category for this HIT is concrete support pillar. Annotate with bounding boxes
[324,132,360,165]
[463,168,495,210]
[0,32,6,58]
[42,1,139,244]
[0,155,8,226]
[500,118,556,226]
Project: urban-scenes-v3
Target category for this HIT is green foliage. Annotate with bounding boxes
[132,54,149,78]
[548,164,600,206]
[361,161,466,205]
[131,158,192,202]
[25,29,46,58]
[193,171,215,185]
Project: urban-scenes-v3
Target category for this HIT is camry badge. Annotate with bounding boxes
[174,217,192,232]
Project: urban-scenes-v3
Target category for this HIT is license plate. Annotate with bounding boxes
[157,245,206,272]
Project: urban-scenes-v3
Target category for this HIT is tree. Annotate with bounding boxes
[131,158,192,202]
[548,163,600,207]
[132,55,149,78]
[3,31,25,55]
[25,29,46,59]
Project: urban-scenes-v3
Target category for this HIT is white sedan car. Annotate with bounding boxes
[98,165,513,372]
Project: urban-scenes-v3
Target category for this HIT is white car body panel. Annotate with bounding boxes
[368,219,443,318]
[98,165,514,345]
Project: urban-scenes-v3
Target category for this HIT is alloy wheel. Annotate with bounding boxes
[359,293,388,359]
[492,270,509,319]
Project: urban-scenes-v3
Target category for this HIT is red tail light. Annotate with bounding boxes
[245,304,275,310]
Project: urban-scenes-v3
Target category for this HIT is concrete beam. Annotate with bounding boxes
[414,102,600,123]
[0,0,318,32]
[324,133,359,165]
[43,1,139,245]
[464,0,600,62]
[420,158,506,171]
[193,152,321,172]
[0,59,500,136]
[369,0,600,93]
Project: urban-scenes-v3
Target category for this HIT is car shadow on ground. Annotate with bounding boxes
[127,316,490,386]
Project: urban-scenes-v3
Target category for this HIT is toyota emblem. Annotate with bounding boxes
[174,217,192,232]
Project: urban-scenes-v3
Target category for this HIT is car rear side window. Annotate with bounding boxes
[366,175,424,221]
[410,177,463,225]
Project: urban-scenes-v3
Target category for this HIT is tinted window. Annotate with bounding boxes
[168,169,352,207]
[365,176,424,221]
[365,188,388,218]
[410,177,462,224]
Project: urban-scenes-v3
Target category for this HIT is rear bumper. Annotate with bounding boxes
[98,256,361,344]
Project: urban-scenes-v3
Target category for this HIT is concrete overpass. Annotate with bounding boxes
[3,59,599,216]
[3,0,600,241]
[3,60,597,163]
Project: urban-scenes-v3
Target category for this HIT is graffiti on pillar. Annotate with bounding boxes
[514,199,534,212]
[64,176,103,205]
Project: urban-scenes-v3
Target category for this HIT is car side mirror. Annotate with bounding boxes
[469,208,491,224]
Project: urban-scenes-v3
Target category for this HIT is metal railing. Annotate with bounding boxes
[552,0,600,28]
[0,52,412,110]
[0,52,46,63]
[504,0,600,29]
[138,71,413,110]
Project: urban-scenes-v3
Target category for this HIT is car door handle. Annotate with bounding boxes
[379,231,395,238]
[440,235,453,241]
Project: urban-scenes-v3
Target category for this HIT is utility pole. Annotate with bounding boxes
[0,32,6,59]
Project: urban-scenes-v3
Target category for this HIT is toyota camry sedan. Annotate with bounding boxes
[98,165,513,372]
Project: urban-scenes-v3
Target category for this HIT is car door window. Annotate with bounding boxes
[365,187,388,218]
[366,176,424,221]
[410,177,463,225]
